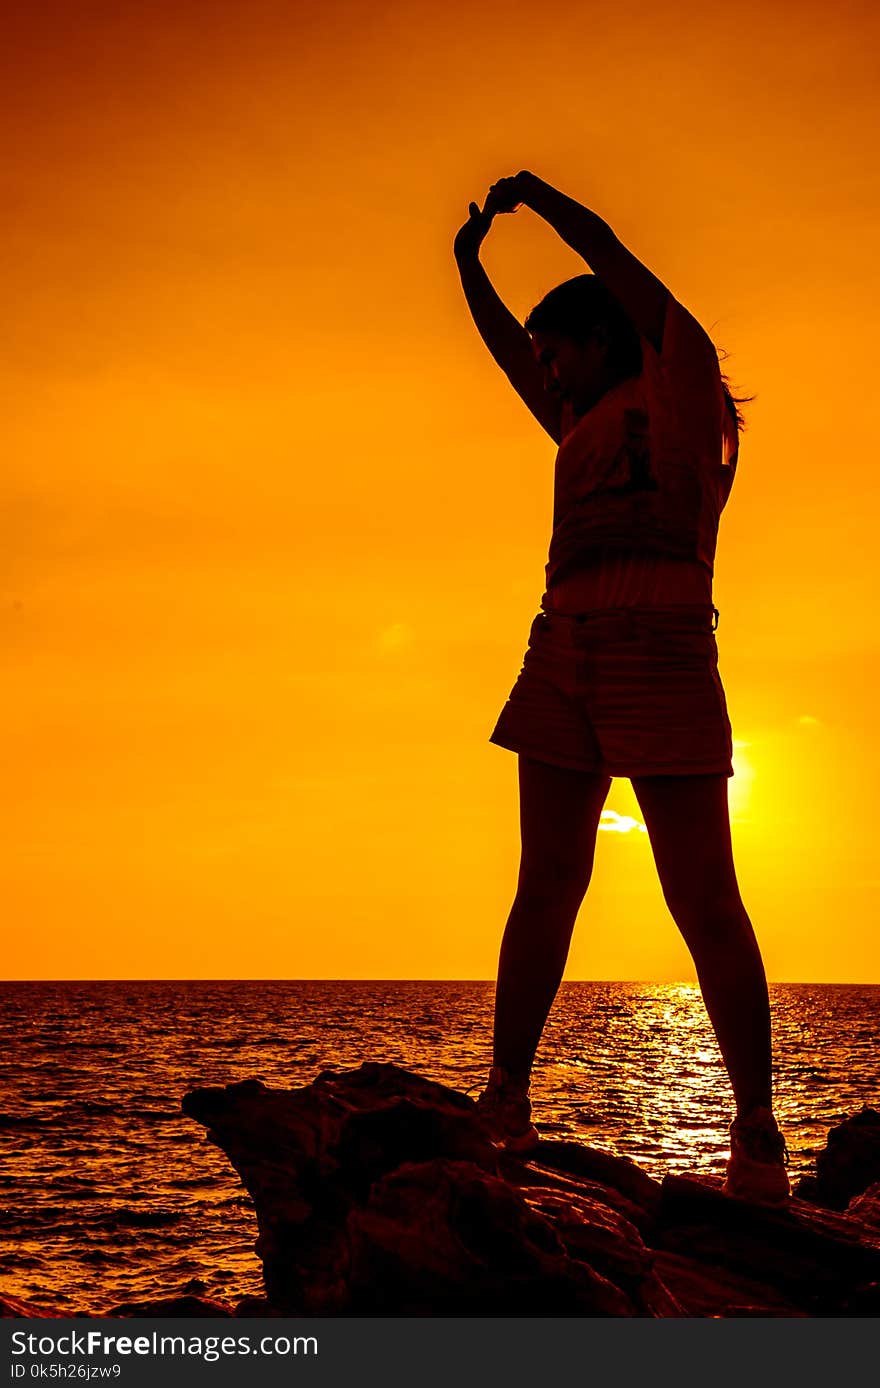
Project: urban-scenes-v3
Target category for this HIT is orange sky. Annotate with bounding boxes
[5,0,880,980]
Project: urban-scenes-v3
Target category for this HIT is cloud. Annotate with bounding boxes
[599,810,648,835]
[798,715,821,727]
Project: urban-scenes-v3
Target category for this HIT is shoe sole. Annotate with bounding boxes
[494,1124,540,1156]
[721,1179,791,1205]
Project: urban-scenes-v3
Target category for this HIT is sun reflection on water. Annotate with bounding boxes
[538,981,741,1176]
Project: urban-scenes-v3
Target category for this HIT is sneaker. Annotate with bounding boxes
[722,1106,791,1205]
[474,1066,540,1155]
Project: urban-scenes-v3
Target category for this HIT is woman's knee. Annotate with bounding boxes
[516,857,593,907]
[665,883,751,942]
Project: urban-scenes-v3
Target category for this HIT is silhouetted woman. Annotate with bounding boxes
[453,170,789,1203]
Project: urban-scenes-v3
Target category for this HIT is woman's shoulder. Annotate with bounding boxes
[655,297,722,379]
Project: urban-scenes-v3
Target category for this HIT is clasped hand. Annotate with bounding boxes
[484,170,535,216]
[453,170,537,259]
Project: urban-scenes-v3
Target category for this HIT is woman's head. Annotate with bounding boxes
[525,273,751,432]
[524,275,643,414]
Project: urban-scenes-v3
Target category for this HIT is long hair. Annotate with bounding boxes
[525,273,753,430]
[718,356,753,432]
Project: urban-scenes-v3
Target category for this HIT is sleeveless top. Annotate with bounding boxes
[539,295,738,614]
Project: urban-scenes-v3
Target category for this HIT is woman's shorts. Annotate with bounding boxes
[488,605,734,778]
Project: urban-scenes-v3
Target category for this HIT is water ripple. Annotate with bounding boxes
[0,979,877,1312]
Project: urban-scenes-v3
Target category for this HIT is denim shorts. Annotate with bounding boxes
[488,605,734,778]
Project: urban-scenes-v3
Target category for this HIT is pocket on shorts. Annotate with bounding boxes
[520,612,575,689]
[525,611,562,660]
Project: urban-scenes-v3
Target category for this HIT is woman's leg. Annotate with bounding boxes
[630,772,773,1117]
[492,754,612,1083]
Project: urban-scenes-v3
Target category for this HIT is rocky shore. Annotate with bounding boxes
[4,1065,880,1318]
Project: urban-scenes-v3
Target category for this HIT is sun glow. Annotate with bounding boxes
[729,740,755,823]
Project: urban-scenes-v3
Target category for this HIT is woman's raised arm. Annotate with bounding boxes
[454,197,562,444]
[491,172,671,355]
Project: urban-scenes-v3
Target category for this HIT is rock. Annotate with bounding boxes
[233,1296,291,1318]
[183,1063,636,1315]
[105,1295,234,1318]
[794,1108,880,1210]
[1,1294,58,1318]
[792,1173,821,1203]
[837,1281,880,1315]
[657,1172,880,1314]
[180,1277,207,1295]
[652,1250,807,1317]
[519,1140,662,1217]
[513,1157,658,1237]
[846,1181,880,1230]
[181,1066,880,1319]
[183,1063,502,1315]
[347,1158,634,1315]
[518,1181,666,1310]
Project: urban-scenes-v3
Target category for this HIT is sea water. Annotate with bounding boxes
[1,979,877,1313]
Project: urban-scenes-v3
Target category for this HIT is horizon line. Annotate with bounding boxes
[2,977,877,987]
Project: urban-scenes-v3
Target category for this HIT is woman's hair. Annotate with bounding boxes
[525,273,753,432]
[524,274,642,383]
[718,357,753,433]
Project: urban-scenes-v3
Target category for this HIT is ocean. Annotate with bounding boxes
[1,979,877,1315]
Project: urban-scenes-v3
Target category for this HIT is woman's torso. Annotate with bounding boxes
[541,297,738,613]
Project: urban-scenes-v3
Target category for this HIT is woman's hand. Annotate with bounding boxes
[486,170,540,214]
[453,199,495,261]
[454,173,539,260]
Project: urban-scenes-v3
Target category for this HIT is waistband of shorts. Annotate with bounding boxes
[537,603,720,629]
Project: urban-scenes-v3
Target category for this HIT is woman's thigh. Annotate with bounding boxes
[517,754,612,894]
[630,773,742,923]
